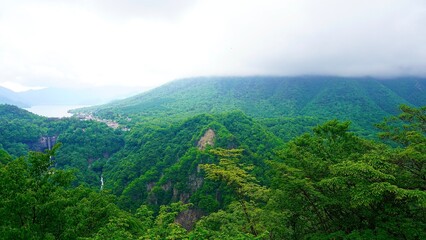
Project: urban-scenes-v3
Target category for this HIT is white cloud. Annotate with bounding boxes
[0,0,425,89]
[0,81,45,92]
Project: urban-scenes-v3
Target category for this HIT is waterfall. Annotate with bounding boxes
[47,136,52,150]
[100,175,104,190]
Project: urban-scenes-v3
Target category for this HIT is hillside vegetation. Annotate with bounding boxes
[79,76,425,136]
[0,76,425,239]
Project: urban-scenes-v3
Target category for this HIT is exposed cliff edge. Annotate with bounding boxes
[197,129,215,150]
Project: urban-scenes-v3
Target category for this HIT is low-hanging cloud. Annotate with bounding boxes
[0,0,425,90]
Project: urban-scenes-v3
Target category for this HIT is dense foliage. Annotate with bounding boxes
[0,105,47,157]
[0,103,424,239]
[1,75,426,240]
[104,111,282,211]
[0,105,124,188]
[78,77,425,137]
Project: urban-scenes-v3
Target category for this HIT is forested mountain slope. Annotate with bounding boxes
[0,104,124,185]
[79,76,426,136]
[104,111,283,211]
[1,104,424,239]
[0,105,46,156]
[1,76,425,239]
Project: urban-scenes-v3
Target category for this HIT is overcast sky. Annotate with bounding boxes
[1,0,426,91]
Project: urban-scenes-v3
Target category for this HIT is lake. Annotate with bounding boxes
[25,105,89,118]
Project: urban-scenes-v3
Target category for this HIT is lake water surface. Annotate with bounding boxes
[25,105,89,118]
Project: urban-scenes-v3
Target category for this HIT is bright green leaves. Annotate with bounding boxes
[269,112,426,239]
[377,105,425,190]
[0,103,424,239]
[329,161,395,182]
[201,148,269,202]
[191,202,266,240]
[377,104,426,146]
[0,146,75,239]
[135,202,190,240]
[89,216,135,240]
[279,120,372,183]
[0,147,138,240]
[200,148,270,237]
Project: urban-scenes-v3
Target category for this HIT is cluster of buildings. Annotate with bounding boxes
[75,113,130,131]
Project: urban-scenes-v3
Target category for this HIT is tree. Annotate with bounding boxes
[140,202,190,240]
[376,104,425,190]
[269,118,426,239]
[200,148,269,237]
[0,145,142,240]
[0,144,74,239]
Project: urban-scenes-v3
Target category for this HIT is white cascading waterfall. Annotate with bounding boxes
[100,174,104,190]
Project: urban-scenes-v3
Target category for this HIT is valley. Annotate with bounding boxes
[0,76,425,239]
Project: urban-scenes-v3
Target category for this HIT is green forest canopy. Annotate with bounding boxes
[0,104,424,239]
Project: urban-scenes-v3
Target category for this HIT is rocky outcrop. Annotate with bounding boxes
[175,208,204,231]
[197,129,215,150]
[146,182,155,192]
[32,136,58,152]
[188,174,203,192]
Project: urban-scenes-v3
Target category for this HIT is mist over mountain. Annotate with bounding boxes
[0,87,29,107]
[1,0,425,238]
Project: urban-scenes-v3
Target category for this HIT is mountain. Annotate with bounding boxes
[0,86,151,107]
[0,104,47,156]
[78,76,426,136]
[0,87,29,107]
[0,104,283,210]
[17,86,149,106]
[103,111,283,211]
[0,103,126,186]
[1,90,424,238]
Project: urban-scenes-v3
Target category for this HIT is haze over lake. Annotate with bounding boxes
[25,105,88,118]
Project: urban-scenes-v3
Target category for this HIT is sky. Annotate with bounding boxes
[0,0,426,91]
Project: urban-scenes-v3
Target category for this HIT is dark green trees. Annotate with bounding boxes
[193,106,425,239]
[268,109,425,239]
[0,147,139,239]
[0,146,72,239]
[0,103,424,239]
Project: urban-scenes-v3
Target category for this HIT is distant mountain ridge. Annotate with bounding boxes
[78,76,426,133]
[0,86,151,107]
[0,87,29,107]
